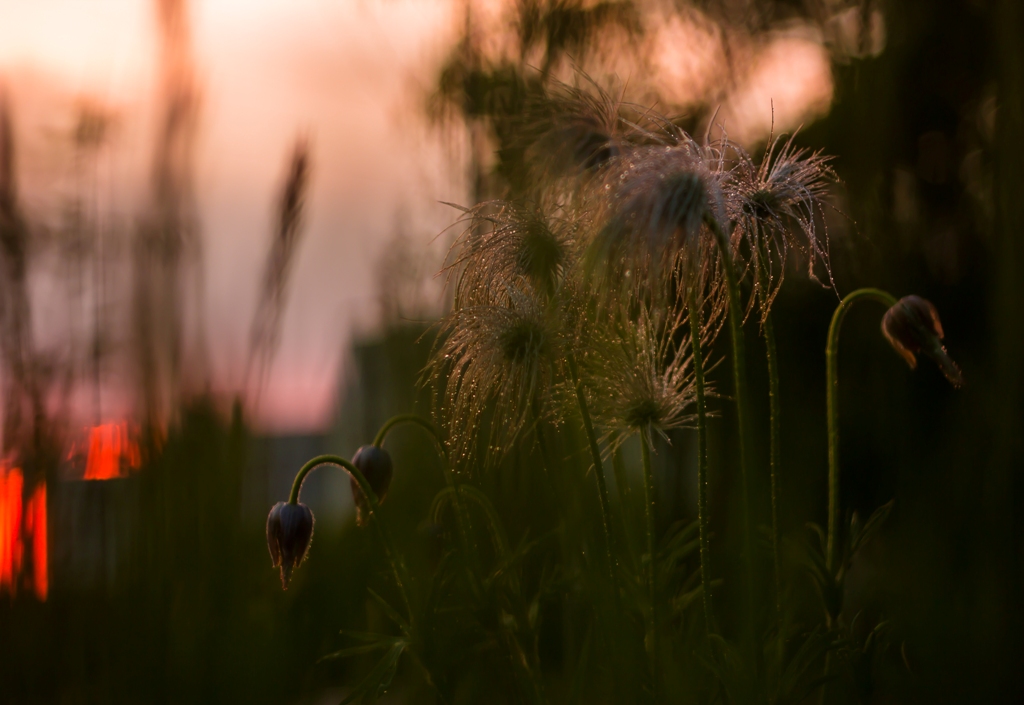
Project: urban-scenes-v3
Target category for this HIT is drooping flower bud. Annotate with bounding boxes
[881,295,963,387]
[350,445,394,528]
[266,501,314,589]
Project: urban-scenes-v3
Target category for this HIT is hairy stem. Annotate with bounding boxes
[289,454,414,627]
[764,314,785,645]
[568,355,618,588]
[640,427,658,693]
[687,284,715,636]
[706,214,756,645]
[611,445,637,570]
[755,244,784,648]
[825,288,897,574]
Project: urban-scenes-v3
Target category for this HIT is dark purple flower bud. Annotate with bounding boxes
[266,501,314,589]
[881,295,963,387]
[350,445,394,528]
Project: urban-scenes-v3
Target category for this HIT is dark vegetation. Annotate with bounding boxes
[2,0,1024,704]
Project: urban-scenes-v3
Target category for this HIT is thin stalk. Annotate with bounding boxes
[568,355,618,588]
[755,243,784,649]
[532,399,555,476]
[705,214,756,644]
[612,446,630,506]
[289,454,414,627]
[373,413,442,448]
[820,287,896,705]
[824,288,897,574]
[764,314,784,646]
[687,285,715,636]
[611,445,637,567]
[640,427,658,693]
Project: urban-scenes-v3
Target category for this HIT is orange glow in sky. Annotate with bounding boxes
[0,463,47,600]
[25,484,47,600]
[66,422,142,481]
[0,466,23,594]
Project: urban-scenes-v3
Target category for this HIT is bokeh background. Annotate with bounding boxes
[0,0,1022,702]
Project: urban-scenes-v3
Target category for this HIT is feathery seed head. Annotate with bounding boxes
[517,215,565,295]
[582,302,704,448]
[499,316,546,363]
[588,138,727,284]
[728,133,838,312]
[429,286,561,466]
[524,77,626,183]
[445,202,571,303]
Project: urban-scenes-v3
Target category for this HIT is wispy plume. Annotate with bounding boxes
[245,138,312,405]
[727,130,838,316]
[132,0,204,436]
[428,284,563,468]
[0,89,46,464]
[586,131,728,284]
[520,75,628,190]
[443,200,575,305]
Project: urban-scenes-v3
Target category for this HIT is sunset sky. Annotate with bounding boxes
[0,0,838,432]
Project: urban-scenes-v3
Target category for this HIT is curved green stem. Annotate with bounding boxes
[640,427,658,693]
[567,356,617,588]
[374,414,480,588]
[825,288,897,575]
[289,454,414,626]
[706,214,755,643]
[687,285,715,636]
[374,413,442,449]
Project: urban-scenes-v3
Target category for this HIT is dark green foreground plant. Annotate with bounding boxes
[267,82,963,705]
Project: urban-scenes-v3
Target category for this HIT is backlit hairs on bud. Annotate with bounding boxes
[881,295,963,387]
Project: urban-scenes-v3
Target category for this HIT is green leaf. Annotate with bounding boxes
[338,630,395,643]
[367,588,410,633]
[317,641,393,664]
[850,499,894,556]
[338,641,406,705]
[776,627,831,703]
[567,625,593,705]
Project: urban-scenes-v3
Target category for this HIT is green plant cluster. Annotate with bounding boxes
[275,83,961,705]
